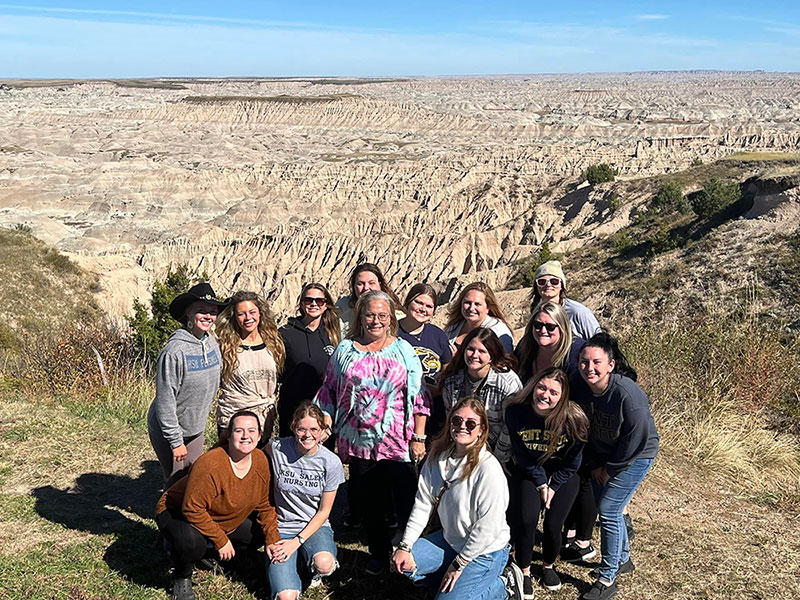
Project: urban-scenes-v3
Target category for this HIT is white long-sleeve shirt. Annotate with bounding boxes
[401,446,509,562]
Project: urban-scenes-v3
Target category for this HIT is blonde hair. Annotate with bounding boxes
[217,291,285,383]
[445,282,509,331]
[516,301,572,384]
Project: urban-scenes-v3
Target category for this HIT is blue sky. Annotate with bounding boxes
[1,1,799,77]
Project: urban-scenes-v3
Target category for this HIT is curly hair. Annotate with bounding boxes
[216,291,285,384]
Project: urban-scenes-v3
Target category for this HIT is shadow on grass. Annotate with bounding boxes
[31,460,168,589]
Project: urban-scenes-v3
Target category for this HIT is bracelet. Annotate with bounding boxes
[296,534,306,545]
[451,554,469,571]
[397,541,413,553]
[411,433,427,443]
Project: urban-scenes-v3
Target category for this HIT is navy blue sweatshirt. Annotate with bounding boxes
[277,317,335,427]
[577,373,659,476]
[505,402,584,491]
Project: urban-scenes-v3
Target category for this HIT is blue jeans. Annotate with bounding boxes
[267,526,337,599]
[592,458,654,582]
[404,529,509,600]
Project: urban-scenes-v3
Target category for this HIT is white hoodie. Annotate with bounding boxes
[401,446,509,561]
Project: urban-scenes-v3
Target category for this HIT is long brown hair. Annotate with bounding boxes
[297,282,340,347]
[445,282,509,331]
[348,263,402,309]
[217,291,286,383]
[346,290,399,340]
[510,367,588,461]
[442,327,517,381]
[516,301,573,383]
[429,397,489,482]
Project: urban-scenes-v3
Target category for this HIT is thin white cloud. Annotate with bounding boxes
[0,3,337,30]
[635,14,670,20]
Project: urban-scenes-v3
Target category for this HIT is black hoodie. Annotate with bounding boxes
[277,317,336,435]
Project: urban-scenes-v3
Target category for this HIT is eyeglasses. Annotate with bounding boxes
[302,297,326,306]
[295,426,321,436]
[533,320,559,333]
[364,313,390,322]
[536,277,561,288]
[450,415,480,432]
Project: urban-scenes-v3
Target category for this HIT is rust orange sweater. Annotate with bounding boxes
[156,446,279,550]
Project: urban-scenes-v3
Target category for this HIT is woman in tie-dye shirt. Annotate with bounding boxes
[315,290,430,576]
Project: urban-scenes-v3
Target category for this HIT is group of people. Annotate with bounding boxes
[147,260,659,600]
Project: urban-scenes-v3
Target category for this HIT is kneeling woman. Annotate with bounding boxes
[391,398,524,600]
[265,402,345,599]
[155,410,280,600]
[506,368,588,594]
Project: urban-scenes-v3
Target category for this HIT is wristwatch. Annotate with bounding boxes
[296,534,306,545]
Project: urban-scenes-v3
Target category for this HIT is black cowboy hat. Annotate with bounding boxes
[169,282,228,322]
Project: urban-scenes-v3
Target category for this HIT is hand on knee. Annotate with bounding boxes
[313,552,336,576]
[275,590,299,600]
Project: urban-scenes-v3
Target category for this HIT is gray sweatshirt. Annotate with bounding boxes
[147,328,221,449]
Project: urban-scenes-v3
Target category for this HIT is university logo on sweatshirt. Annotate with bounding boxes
[186,350,220,372]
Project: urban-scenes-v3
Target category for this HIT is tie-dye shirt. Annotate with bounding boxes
[314,338,430,463]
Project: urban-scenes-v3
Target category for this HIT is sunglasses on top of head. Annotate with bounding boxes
[450,415,480,432]
[536,277,561,288]
[302,297,327,306]
[532,320,559,333]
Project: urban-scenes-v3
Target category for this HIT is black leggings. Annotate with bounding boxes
[348,458,417,560]
[157,509,265,577]
[509,470,580,567]
[564,472,597,541]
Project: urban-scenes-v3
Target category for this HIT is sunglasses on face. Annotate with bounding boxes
[533,320,559,333]
[450,415,480,432]
[537,277,561,288]
[302,297,326,306]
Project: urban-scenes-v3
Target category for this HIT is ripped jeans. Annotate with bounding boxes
[266,526,338,599]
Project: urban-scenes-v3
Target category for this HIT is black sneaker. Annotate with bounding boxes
[541,566,562,591]
[522,573,534,600]
[580,579,618,600]
[365,557,386,576]
[623,514,635,541]
[171,577,196,600]
[589,558,635,579]
[561,541,597,563]
[502,561,525,600]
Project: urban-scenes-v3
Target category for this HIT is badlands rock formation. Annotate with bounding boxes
[1,73,799,318]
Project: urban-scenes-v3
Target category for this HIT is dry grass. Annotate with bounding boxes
[723,152,800,162]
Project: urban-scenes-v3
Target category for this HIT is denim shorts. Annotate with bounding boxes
[267,526,338,598]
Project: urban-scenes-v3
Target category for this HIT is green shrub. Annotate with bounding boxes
[691,157,703,167]
[611,231,634,254]
[647,229,684,256]
[608,191,620,212]
[12,223,32,234]
[652,180,685,212]
[126,265,207,368]
[691,178,742,219]
[582,163,617,185]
